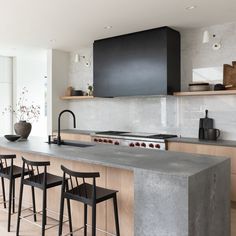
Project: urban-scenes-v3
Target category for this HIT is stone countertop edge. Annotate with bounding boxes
[168,137,236,148]
[0,137,230,178]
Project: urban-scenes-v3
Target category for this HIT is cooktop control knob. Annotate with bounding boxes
[114,141,120,145]
[141,143,146,147]
[103,139,108,143]
[155,144,161,149]
[98,139,102,142]
[129,143,135,147]
[135,142,140,146]
[94,138,98,142]
[108,140,113,144]
[149,143,154,148]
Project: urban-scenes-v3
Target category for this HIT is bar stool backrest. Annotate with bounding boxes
[0,155,16,176]
[21,157,50,186]
[61,165,100,201]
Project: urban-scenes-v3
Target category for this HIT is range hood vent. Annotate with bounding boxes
[93,26,180,97]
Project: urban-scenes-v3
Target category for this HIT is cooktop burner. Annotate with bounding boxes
[119,132,152,138]
[95,131,128,135]
[148,134,178,139]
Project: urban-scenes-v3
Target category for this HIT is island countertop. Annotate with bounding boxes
[0,136,229,177]
[0,136,230,236]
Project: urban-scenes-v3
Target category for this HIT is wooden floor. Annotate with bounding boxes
[0,208,235,235]
[0,209,84,236]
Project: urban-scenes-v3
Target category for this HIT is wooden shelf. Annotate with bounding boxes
[60,96,94,100]
[174,90,236,96]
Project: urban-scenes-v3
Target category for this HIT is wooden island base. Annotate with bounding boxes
[0,147,134,236]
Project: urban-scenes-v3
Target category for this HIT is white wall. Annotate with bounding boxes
[0,47,47,137]
[181,21,236,91]
[0,56,13,135]
[47,49,70,134]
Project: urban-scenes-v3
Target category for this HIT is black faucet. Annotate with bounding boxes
[57,110,76,145]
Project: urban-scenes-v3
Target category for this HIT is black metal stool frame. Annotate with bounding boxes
[16,157,64,236]
[0,154,36,232]
[58,165,120,236]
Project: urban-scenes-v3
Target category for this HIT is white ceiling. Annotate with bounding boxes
[0,0,236,51]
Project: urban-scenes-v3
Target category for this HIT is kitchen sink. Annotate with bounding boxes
[47,140,94,148]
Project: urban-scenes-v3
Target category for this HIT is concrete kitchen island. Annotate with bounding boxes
[0,137,230,236]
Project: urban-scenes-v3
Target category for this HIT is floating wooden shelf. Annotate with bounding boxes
[174,90,236,96]
[60,96,94,100]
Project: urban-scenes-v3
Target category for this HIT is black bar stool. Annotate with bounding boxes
[0,154,36,232]
[16,157,64,236]
[58,165,120,236]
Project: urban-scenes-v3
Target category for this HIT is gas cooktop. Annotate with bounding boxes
[95,131,177,139]
[95,131,128,136]
[93,131,178,150]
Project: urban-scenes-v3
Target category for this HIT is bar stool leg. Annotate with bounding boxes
[92,204,96,236]
[31,186,37,222]
[13,179,15,213]
[113,195,120,236]
[67,198,73,236]
[42,188,47,236]
[16,180,24,236]
[58,196,64,236]
[1,177,6,208]
[84,204,87,236]
[59,180,65,236]
[7,178,13,232]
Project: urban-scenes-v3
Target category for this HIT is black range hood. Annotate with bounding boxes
[93,26,181,97]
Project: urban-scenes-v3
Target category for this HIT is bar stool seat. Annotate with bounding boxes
[0,165,28,179]
[59,165,120,236]
[24,173,63,189]
[66,183,118,205]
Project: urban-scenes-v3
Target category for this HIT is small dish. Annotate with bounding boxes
[4,135,21,142]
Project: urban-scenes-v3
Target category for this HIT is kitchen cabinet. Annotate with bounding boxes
[52,131,92,142]
[168,141,236,201]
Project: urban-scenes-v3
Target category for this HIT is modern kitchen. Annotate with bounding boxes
[0,1,236,236]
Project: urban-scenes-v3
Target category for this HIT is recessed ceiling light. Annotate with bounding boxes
[104,26,112,30]
[186,5,197,10]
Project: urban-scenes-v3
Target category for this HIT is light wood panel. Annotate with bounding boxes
[52,132,92,142]
[168,142,236,201]
[106,167,134,236]
[174,90,236,96]
[0,147,134,236]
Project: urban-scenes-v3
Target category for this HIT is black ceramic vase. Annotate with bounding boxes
[14,121,32,139]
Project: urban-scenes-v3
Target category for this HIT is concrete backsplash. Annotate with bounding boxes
[67,22,236,140]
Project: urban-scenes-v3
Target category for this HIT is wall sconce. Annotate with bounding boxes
[202,30,221,50]
[202,30,210,43]
[74,53,80,63]
[74,53,91,67]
